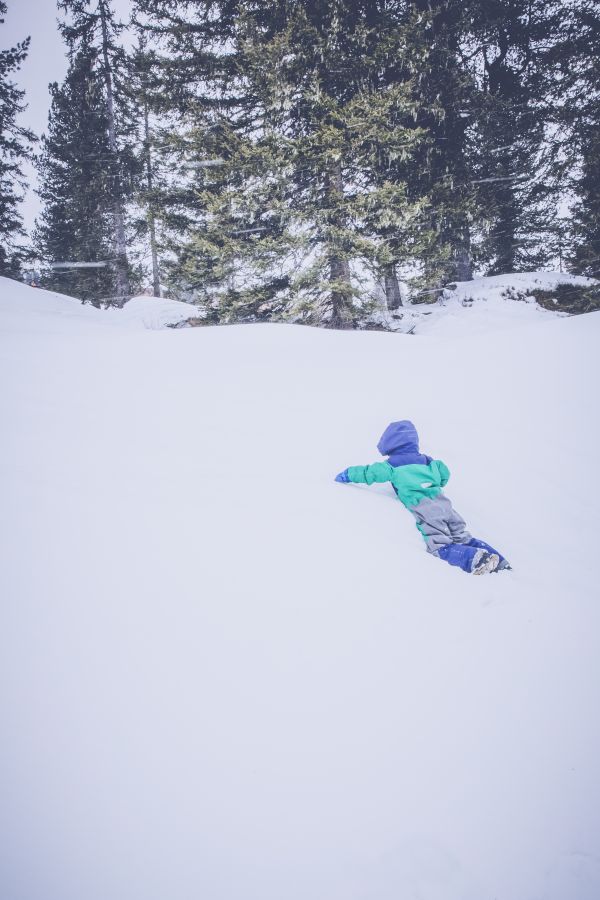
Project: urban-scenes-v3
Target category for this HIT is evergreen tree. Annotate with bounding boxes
[35,43,116,303]
[344,2,439,309]
[404,0,479,287]
[255,0,434,320]
[251,0,438,323]
[468,0,565,274]
[136,1,440,325]
[0,1,35,276]
[132,0,299,320]
[123,34,164,297]
[54,0,134,300]
[568,0,600,278]
[571,135,600,279]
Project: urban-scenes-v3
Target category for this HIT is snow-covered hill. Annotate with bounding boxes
[0,276,199,333]
[1,276,600,900]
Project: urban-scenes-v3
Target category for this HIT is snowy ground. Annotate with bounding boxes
[1,276,600,900]
[378,270,597,336]
[0,279,199,334]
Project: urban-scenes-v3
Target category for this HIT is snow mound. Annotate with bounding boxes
[448,270,595,302]
[0,277,199,333]
[377,271,598,337]
[105,295,200,330]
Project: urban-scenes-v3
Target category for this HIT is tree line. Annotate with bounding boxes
[1,0,599,324]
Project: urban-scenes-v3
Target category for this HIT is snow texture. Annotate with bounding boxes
[1,275,600,900]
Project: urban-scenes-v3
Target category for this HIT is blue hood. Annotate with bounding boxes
[377,420,432,467]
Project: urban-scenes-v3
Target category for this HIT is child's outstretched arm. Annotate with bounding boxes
[335,462,394,485]
[433,459,450,487]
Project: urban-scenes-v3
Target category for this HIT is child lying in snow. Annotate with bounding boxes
[335,420,510,575]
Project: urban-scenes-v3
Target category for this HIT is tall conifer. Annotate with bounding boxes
[469,0,565,274]
[35,43,116,303]
[56,0,133,300]
[0,1,35,276]
[406,0,478,286]
[568,0,600,278]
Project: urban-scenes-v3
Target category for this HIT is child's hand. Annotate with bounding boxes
[335,469,350,483]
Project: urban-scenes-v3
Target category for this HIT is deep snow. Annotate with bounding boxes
[1,276,600,900]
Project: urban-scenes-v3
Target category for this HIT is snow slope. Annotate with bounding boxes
[1,277,600,900]
[0,277,198,334]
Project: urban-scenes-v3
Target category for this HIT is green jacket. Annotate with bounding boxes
[347,459,450,508]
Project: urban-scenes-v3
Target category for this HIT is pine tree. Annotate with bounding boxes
[124,35,163,297]
[132,0,297,320]
[35,43,117,303]
[343,2,439,310]
[0,1,35,277]
[571,137,600,279]
[210,0,436,325]
[55,0,133,300]
[568,0,600,278]
[405,0,479,287]
[267,0,438,324]
[468,0,565,274]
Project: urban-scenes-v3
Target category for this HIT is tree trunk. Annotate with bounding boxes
[326,163,353,328]
[143,98,160,297]
[491,216,516,275]
[453,246,472,282]
[453,222,473,281]
[98,0,130,302]
[329,254,352,327]
[383,263,402,310]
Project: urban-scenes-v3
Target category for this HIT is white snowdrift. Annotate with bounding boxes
[415,271,596,338]
[0,277,199,333]
[447,269,596,301]
[1,277,600,900]
[112,294,202,330]
[368,270,596,337]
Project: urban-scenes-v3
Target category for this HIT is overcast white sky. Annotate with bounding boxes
[3,0,131,232]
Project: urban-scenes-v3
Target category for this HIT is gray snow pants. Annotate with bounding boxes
[409,493,472,554]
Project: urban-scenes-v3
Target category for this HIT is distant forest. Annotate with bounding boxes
[2,0,599,324]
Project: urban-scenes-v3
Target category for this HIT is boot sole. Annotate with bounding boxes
[472,553,500,575]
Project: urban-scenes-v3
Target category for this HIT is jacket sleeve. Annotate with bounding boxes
[435,460,450,487]
[347,462,394,485]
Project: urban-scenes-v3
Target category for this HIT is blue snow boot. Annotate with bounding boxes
[465,538,510,572]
